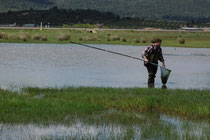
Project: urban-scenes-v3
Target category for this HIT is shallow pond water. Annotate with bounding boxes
[0,43,209,139]
[0,43,210,89]
[0,113,209,139]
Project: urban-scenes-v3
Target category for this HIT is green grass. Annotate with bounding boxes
[1,28,210,48]
[0,87,209,124]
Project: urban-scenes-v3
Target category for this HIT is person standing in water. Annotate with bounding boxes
[142,38,166,87]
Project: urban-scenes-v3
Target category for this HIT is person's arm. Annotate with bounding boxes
[162,61,166,67]
[143,55,149,63]
[142,46,150,62]
[159,48,165,67]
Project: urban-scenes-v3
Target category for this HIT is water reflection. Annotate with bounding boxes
[161,84,167,89]
[148,83,155,88]
[147,84,167,89]
[0,113,209,139]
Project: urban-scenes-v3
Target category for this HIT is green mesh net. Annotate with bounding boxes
[160,66,171,84]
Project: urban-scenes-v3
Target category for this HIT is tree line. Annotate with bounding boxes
[0,7,208,29]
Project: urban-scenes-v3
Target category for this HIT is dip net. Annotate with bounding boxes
[160,66,171,84]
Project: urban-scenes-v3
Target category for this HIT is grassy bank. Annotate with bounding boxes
[1,28,210,48]
[0,87,209,124]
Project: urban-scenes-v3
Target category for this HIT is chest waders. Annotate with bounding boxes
[144,62,158,85]
[145,47,160,85]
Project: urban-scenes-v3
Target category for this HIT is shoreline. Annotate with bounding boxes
[1,28,210,48]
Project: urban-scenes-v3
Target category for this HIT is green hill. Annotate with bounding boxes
[0,0,52,12]
[1,0,210,21]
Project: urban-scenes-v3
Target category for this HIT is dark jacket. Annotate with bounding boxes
[142,44,164,63]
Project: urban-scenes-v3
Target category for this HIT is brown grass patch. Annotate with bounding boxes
[134,38,141,43]
[58,34,70,41]
[82,37,98,41]
[110,36,121,41]
[0,32,8,39]
[141,38,147,43]
[41,36,48,41]
[18,33,31,41]
[9,34,19,40]
[178,38,185,44]
[121,38,127,42]
[33,34,42,40]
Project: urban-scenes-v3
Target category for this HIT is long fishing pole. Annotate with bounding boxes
[70,41,145,61]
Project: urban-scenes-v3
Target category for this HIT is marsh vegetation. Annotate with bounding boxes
[0,87,209,139]
[1,29,210,48]
[0,87,209,123]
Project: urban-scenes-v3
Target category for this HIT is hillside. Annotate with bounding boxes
[0,8,186,29]
[1,0,210,21]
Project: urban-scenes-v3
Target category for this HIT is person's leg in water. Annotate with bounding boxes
[145,63,158,88]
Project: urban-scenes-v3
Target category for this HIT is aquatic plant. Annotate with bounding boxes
[0,87,209,124]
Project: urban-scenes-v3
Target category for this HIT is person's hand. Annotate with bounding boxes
[162,62,166,68]
[145,58,149,63]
